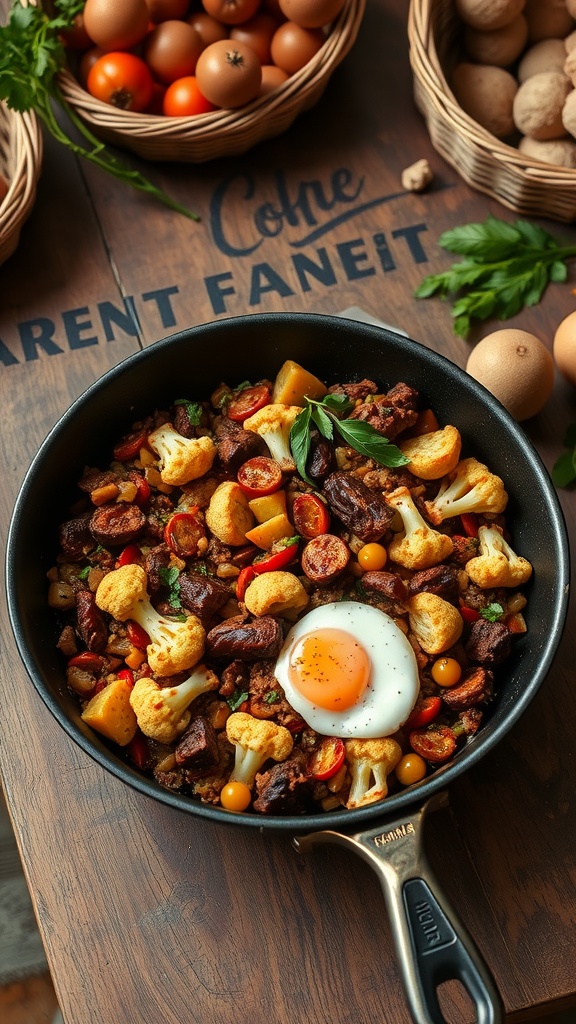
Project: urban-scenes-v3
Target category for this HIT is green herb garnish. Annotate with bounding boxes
[290,393,409,485]
[415,215,576,338]
[552,424,576,488]
[159,565,181,609]
[264,690,280,704]
[174,398,203,427]
[0,0,199,220]
[480,602,504,622]
[228,689,249,711]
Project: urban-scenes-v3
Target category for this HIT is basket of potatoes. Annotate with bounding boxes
[57,0,365,162]
[0,101,43,267]
[408,0,576,222]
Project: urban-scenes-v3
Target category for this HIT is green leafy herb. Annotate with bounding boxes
[0,0,199,220]
[480,602,504,622]
[78,565,91,580]
[228,689,249,711]
[290,394,410,485]
[552,424,576,487]
[415,215,576,338]
[159,565,181,609]
[174,398,202,427]
[264,690,280,704]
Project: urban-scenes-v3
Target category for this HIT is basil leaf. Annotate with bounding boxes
[159,566,182,609]
[334,418,410,468]
[322,393,354,414]
[228,689,249,712]
[289,406,314,485]
[311,404,334,439]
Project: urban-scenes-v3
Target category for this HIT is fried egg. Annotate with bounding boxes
[274,602,419,738]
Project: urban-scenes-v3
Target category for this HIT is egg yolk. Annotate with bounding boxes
[288,628,370,711]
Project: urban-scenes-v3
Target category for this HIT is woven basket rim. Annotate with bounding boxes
[0,102,43,265]
[408,0,576,184]
[58,0,365,143]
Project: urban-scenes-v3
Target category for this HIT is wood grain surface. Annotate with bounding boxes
[1,2,575,1022]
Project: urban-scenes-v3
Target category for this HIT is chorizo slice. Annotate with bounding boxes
[441,667,494,709]
[301,534,350,586]
[59,512,94,559]
[90,503,146,546]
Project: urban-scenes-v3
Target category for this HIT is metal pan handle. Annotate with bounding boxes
[293,792,503,1024]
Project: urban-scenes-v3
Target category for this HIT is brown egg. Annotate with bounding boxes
[466,328,555,420]
[553,310,576,386]
[83,0,150,50]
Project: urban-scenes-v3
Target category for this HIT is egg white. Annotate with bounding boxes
[274,602,419,739]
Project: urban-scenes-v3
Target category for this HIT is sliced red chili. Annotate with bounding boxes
[127,620,150,649]
[460,605,480,623]
[292,492,330,539]
[460,513,479,537]
[117,544,141,567]
[164,508,206,558]
[117,668,135,687]
[127,470,151,507]
[237,456,283,498]
[404,696,442,730]
[227,384,271,423]
[252,541,299,573]
[307,737,345,780]
[67,651,105,673]
[126,730,149,769]
[113,427,149,462]
[409,725,457,763]
[236,565,257,601]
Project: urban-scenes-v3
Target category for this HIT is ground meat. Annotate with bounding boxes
[219,659,250,698]
[327,379,379,402]
[350,381,420,439]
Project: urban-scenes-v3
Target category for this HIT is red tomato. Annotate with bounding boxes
[404,696,442,730]
[113,427,149,462]
[87,52,154,112]
[127,470,151,506]
[164,509,206,557]
[230,13,280,65]
[227,383,271,422]
[163,76,216,115]
[144,21,204,84]
[460,605,480,623]
[292,492,330,538]
[270,21,325,74]
[195,39,262,108]
[237,456,283,497]
[126,730,150,769]
[409,725,457,764]
[307,736,345,780]
[201,0,261,25]
[127,620,150,649]
[117,668,135,686]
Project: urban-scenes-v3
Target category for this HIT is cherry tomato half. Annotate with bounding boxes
[404,696,442,730]
[126,730,150,769]
[87,52,155,112]
[67,651,105,673]
[127,620,150,649]
[237,456,283,498]
[307,736,345,780]
[117,543,142,567]
[409,725,457,764]
[163,76,216,116]
[113,427,149,462]
[227,383,271,422]
[164,508,206,557]
[292,492,330,539]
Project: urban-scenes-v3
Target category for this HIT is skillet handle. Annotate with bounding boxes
[293,792,503,1024]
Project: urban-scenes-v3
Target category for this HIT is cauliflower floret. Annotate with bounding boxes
[226,711,294,788]
[407,591,463,655]
[424,457,508,525]
[129,665,219,744]
[243,570,309,618]
[386,486,454,569]
[466,525,533,589]
[398,424,462,480]
[243,403,303,471]
[345,737,402,809]
[148,423,216,486]
[95,564,205,676]
[205,480,255,546]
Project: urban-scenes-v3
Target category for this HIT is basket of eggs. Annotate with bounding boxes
[57,0,365,162]
[0,101,43,266]
[408,0,576,222]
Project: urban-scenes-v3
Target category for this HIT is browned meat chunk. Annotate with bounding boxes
[175,716,220,771]
[465,620,513,665]
[408,565,461,604]
[253,758,312,814]
[323,472,395,542]
[59,513,93,559]
[215,417,268,473]
[301,534,350,586]
[145,543,171,592]
[327,379,379,402]
[76,589,108,652]
[441,667,494,709]
[206,615,284,661]
[90,504,146,546]
[179,571,232,623]
[306,432,336,482]
[350,381,420,439]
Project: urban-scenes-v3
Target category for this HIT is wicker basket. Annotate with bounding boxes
[408,0,576,223]
[57,0,365,163]
[0,102,43,266]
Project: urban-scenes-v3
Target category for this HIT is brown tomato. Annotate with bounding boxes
[278,0,345,27]
[259,63,289,93]
[187,11,230,45]
[230,13,280,65]
[195,38,262,106]
[145,0,191,21]
[270,20,325,73]
[201,0,262,26]
[144,20,204,83]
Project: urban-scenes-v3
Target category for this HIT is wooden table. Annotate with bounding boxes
[1,2,575,1021]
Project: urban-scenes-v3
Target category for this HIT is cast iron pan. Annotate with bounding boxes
[6,313,570,1024]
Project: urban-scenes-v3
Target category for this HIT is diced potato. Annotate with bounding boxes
[399,425,462,480]
[248,490,287,523]
[81,677,138,746]
[244,513,294,550]
[272,360,327,405]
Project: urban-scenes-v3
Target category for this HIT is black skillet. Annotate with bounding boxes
[6,312,570,1024]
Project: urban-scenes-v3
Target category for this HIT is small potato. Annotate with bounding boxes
[517,38,568,81]
[524,0,575,44]
[519,135,576,167]
[205,481,255,546]
[452,63,518,137]
[456,0,525,31]
[513,71,570,139]
[465,15,528,67]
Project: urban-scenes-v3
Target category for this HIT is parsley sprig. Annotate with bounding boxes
[415,215,576,338]
[0,0,199,220]
[290,392,409,485]
[552,424,576,488]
